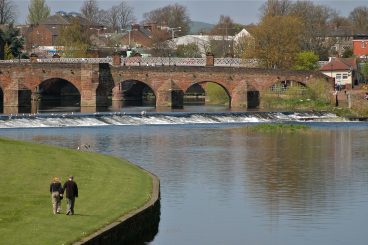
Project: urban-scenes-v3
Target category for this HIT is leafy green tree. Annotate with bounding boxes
[361,63,368,82]
[56,19,92,58]
[253,15,303,69]
[27,0,50,24]
[176,43,201,58]
[4,43,13,59]
[293,51,319,71]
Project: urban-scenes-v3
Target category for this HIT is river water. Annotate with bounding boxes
[1,111,368,245]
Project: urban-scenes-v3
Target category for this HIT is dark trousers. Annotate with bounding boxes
[66,197,75,214]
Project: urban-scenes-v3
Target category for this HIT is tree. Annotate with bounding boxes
[293,51,319,70]
[0,25,23,59]
[259,0,292,18]
[143,3,191,36]
[56,19,92,58]
[27,0,50,24]
[349,7,368,33]
[100,1,135,32]
[211,15,242,36]
[80,0,99,23]
[4,43,13,59]
[342,47,353,58]
[361,62,368,82]
[176,43,201,58]
[234,34,255,59]
[289,1,334,56]
[253,15,303,69]
[116,1,135,30]
[0,0,16,24]
[149,29,172,57]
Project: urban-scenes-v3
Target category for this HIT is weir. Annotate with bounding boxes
[0,111,344,128]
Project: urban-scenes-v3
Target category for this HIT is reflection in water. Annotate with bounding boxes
[1,123,368,245]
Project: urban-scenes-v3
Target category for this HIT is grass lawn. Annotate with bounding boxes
[0,137,153,245]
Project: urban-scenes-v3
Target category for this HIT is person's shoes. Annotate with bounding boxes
[66,211,70,215]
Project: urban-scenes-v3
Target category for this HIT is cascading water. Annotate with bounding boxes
[0,111,346,128]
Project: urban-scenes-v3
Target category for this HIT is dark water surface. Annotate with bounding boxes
[1,121,368,245]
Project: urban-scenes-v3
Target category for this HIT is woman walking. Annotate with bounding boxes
[50,177,63,214]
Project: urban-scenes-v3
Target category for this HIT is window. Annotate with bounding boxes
[336,74,342,79]
[342,73,348,79]
[362,41,367,48]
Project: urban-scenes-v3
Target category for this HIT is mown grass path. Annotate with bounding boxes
[0,137,153,245]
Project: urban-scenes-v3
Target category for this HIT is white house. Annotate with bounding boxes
[319,58,357,89]
[170,34,234,57]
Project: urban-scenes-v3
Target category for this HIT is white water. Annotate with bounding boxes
[0,112,346,128]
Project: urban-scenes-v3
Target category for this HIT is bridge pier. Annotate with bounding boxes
[3,89,19,114]
[80,64,100,112]
[230,82,248,108]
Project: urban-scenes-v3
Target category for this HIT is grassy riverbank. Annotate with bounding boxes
[0,137,153,245]
[244,123,310,133]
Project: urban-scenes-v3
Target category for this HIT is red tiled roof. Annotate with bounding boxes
[320,58,355,71]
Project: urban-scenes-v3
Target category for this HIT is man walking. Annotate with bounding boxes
[63,176,78,215]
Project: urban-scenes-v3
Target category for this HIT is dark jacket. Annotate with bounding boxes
[62,180,78,199]
[50,182,62,193]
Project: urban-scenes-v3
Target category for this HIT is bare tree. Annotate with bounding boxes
[116,1,135,30]
[259,0,292,18]
[100,1,135,32]
[107,7,120,32]
[143,3,191,35]
[349,6,368,33]
[80,0,99,23]
[0,0,16,24]
[289,1,334,58]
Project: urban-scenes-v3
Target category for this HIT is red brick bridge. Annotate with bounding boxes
[0,59,329,114]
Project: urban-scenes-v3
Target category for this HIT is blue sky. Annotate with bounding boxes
[15,0,368,25]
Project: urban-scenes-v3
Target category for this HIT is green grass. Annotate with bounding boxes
[245,123,310,133]
[0,137,153,245]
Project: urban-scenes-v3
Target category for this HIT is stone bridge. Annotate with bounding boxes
[0,59,329,114]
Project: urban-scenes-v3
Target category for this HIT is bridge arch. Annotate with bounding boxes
[267,80,307,96]
[184,81,231,107]
[112,79,156,108]
[37,78,81,112]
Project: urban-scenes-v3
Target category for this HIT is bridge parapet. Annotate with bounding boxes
[0,57,259,67]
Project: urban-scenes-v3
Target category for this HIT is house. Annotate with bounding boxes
[319,58,358,89]
[170,34,234,57]
[120,23,170,49]
[24,12,104,55]
[352,34,368,58]
[233,28,252,43]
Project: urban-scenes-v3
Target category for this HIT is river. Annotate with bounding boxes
[1,111,368,245]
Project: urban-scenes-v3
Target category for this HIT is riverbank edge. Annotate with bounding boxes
[74,165,160,245]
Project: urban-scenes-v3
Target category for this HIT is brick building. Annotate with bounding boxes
[120,23,169,48]
[353,34,368,58]
[24,12,104,53]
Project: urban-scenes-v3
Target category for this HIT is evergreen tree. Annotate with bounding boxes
[4,43,14,60]
[27,0,50,24]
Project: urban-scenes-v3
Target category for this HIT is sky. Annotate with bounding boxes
[14,0,368,25]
